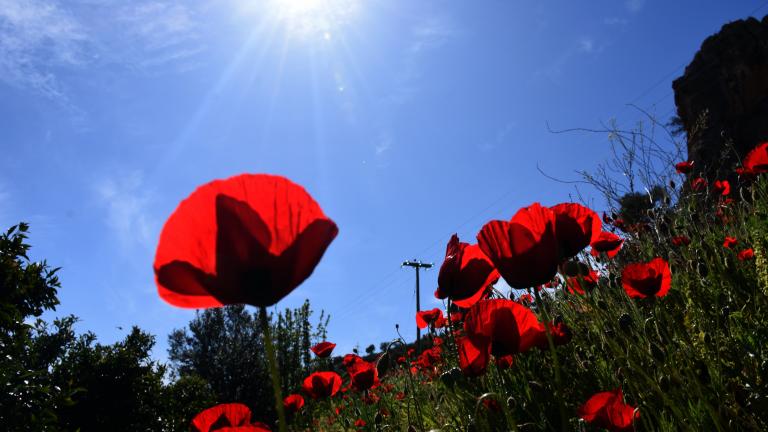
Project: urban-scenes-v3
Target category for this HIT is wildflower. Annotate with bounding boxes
[675,161,694,174]
[457,336,489,377]
[191,403,271,432]
[578,388,639,432]
[416,308,444,329]
[494,354,514,370]
[621,258,672,299]
[348,359,380,391]
[743,142,768,173]
[565,269,599,295]
[590,231,623,258]
[154,174,338,308]
[691,177,707,191]
[435,234,499,308]
[738,248,755,261]
[550,203,602,259]
[302,371,342,399]
[713,180,730,196]
[354,419,366,428]
[671,235,691,247]
[723,237,738,249]
[283,394,304,415]
[477,203,559,288]
[310,341,336,358]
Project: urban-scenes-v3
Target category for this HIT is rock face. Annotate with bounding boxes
[673,15,768,177]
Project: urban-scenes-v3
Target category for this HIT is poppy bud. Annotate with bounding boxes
[374,413,382,425]
[659,375,670,392]
[618,313,632,332]
[650,343,666,361]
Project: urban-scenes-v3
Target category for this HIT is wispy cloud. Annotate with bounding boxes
[384,16,457,106]
[625,0,645,13]
[375,132,392,156]
[0,0,88,102]
[0,0,205,105]
[95,170,156,250]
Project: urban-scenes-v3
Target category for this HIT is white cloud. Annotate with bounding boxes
[0,0,88,102]
[625,0,645,13]
[0,0,205,104]
[578,37,595,53]
[375,133,392,155]
[95,171,155,250]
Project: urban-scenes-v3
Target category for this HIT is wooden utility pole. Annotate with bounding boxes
[402,259,433,353]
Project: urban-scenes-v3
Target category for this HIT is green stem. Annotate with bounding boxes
[533,288,568,432]
[260,307,287,432]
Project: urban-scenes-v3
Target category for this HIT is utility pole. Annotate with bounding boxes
[402,259,433,353]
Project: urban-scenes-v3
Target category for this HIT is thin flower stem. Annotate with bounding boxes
[260,306,287,432]
[533,289,568,432]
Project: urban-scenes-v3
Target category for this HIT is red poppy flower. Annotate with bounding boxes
[302,371,342,399]
[396,356,406,365]
[494,354,514,370]
[671,235,691,247]
[342,353,363,368]
[435,234,499,308]
[565,269,599,295]
[354,419,366,428]
[516,293,533,306]
[191,403,271,432]
[713,180,730,196]
[590,231,623,258]
[347,359,380,391]
[416,308,444,329]
[456,336,490,377]
[395,392,406,400]
[154,174,338,308]
[310,341,336,358]
[578,388,639,432]
[621,258,672,299]
[691,177,707,191]
[283,394,305,415]
[723,236,738,249]
[550,203,602,259]
[675,161,694,174]
[464,299,543,358]
[738,248,755,261]
[477,203,560,288]
[743,142,768,174]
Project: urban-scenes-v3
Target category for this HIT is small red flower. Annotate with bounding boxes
[396,356,406,365]
[494,354,514,370]
[347,359,380,391]
[154,174,338,308]
[723,237,738,249]
[621,258,672,299]
[354,419,366,428]
[395,392,406,400]
[463,298,548,360]
[416,308,444,329]
[342,353,363,367]
[675,161,694,174]
[457,336,490,377]
[310,341,336,358]
[671,235,691,247]
[435,234,499,308]
[578,388,639,432]
[590,231,623,258]
[477,203,560,288]
[565,269,599,295]
[191,403,270,432]
[738,248,755,261]
[283,394,305,415]
[302,371,342,399]
[713,180,730,196]
[743,142,768,174]
[691,177,707,191]
[516,293,533,306]
[550,203,602,259]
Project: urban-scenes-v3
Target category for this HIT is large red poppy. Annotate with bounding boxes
[154,174,338,308]
[435,234,499,308]
[283,394,304,415]
[743,142,768,174]
[590,231,623,258]
[550,203,601,259]
[347,359,380,391]
[464,299,543,357]
[416,308,444,329]
[191,403,271,432]
[310,341,336,358]
[302,371,342,399]
[477,203,560,288]
[621,258,672,299]
[456,336,490,377]
[578,388,639,432]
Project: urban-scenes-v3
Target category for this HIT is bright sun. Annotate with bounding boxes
[264,0,359,38]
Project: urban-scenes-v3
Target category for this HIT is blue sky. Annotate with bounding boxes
[1,0,764,360]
